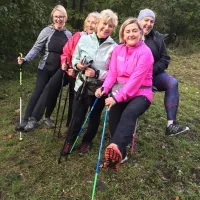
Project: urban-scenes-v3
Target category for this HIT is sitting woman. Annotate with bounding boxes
[95,18,154,171]
[138,9,189,136]
[61,9,118,156]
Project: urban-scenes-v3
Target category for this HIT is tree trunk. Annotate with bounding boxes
[72,0,76,9]
[61,0,68,8]
[79,0,84,13]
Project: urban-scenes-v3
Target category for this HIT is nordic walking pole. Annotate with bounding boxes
[69,97,99,153]
[57,85,69,137]
[131,118,138,155]
[58,59,93,163]
[19,52,24,141]
[91,107,109,200]
[53,71,66,138]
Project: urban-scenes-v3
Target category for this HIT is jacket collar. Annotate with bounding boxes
[125,40,144,48]
[48,24,67,32]
[91,32,115,44]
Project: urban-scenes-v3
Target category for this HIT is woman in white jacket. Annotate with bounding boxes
[61,9,118,156]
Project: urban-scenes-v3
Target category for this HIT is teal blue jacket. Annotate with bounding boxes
[72,32,117,92]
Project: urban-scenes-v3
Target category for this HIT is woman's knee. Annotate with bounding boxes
[169,77,178,89]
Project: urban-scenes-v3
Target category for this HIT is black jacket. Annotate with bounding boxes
[144,30,170,77]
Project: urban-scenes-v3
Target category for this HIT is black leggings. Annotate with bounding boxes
[24,68,58,121]
[66,94,106,144]
[32,68,74,123]
[109,96,151,155]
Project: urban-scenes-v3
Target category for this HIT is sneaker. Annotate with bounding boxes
[61,143,72,157]
[166,122,190,136]
[24,117,39,132]
[121,149,128,164]
[15,120,28,131]
[105,143,122,171]
[121,154,128,164]
[44,118,55,128]
[80,142,92,154]
[99,153,128,168]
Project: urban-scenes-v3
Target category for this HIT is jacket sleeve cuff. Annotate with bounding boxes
[74,63,81,71]
[110,94,118,103]
[114,94,123,103]
[103,86,109,95]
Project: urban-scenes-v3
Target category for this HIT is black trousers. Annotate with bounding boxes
[32,68,74,123]
[66,93,106,144]
[24,68,58,121]
[109,96,151,155]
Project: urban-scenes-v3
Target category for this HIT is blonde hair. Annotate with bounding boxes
[51,5,68,20]
[83,12,100,31]
[97,9,118,28]
[119,17,143,43]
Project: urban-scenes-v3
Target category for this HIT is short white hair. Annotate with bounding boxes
[97,9,118,28]
[84,12,100,30]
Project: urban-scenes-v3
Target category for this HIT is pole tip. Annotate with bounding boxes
[19,138,23,141]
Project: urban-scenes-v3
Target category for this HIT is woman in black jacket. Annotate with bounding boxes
[138,9,189,136]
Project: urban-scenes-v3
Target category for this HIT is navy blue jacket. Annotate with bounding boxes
[144,30,170,77]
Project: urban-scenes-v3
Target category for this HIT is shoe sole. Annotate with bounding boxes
[24,124,39,132]
[24,128,35,132]
[100,157,128,169]
[15,127,26,132]
[15,124,28,132]
[44,120,55,129]
[167,127,190,136]
[45,124,55,129]
[105,144,122,171]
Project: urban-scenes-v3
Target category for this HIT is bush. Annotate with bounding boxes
[0,0,50,61]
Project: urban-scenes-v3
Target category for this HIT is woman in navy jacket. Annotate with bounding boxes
[138,9,189,136]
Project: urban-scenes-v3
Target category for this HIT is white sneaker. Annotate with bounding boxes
[121,155,128,164]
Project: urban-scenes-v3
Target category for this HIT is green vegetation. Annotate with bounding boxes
[0,1,200,199]
[0,0,200,62]
[0,52,199,199]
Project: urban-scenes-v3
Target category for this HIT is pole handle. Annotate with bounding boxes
[19,52,23,58]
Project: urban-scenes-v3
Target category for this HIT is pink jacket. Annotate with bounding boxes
[103,41,154,103]
[60,32,86,74]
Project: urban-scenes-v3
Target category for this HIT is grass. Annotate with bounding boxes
[0,52,200,200]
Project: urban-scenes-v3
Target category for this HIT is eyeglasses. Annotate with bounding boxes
[53,16,65,20]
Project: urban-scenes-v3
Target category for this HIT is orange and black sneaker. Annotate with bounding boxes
[105,143,122,171]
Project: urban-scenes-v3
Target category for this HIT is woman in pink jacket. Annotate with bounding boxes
[95,17,154,171]
[61,12,100,72]
[60,12,99,129]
